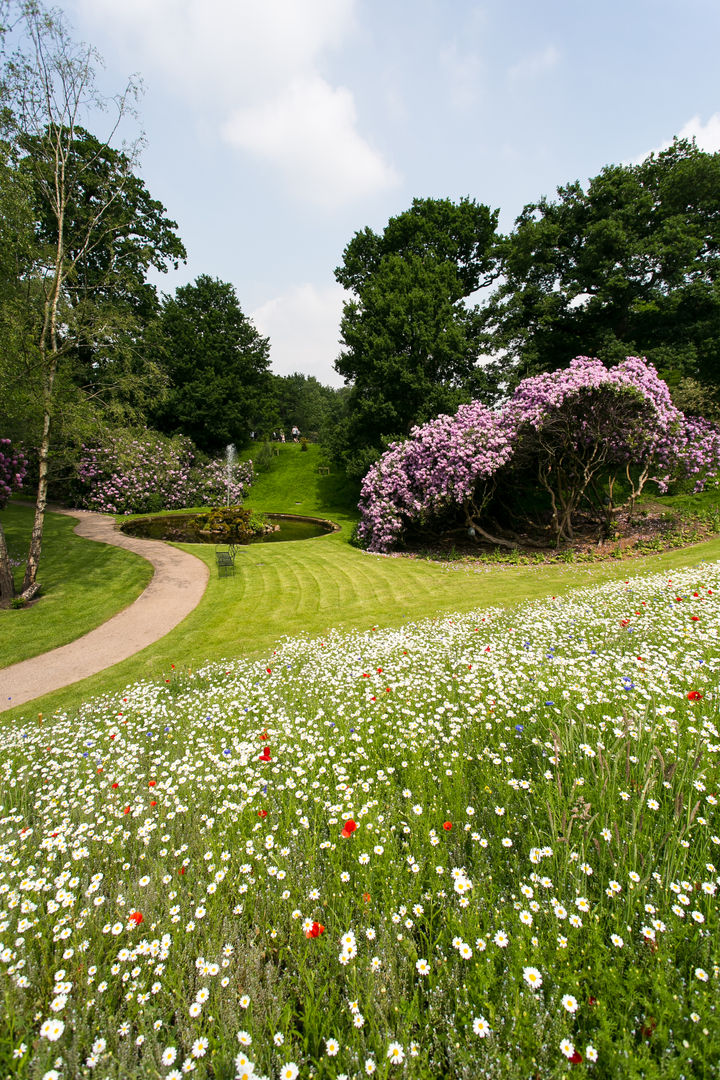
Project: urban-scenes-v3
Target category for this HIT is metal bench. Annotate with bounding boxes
[215,545,236,576]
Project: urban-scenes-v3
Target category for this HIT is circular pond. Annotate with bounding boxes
[119,512,338,545]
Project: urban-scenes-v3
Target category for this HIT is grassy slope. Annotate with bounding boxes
[0,503,153,668]
[3,443,720,725]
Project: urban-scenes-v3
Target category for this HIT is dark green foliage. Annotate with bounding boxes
[19,126,186,423]
[485,139,720,394]
[151,275,271,454]
[333,197,499,478]
[255,372,349,442]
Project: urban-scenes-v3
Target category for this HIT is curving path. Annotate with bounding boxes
[0,509,209,714]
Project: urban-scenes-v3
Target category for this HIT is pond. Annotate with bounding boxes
[119,512,338,545]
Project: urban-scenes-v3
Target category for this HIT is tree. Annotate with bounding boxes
[333,197,498,478]
[484,140,720,392]
[268,372,347,440]
[151,275,271,454]
[21,126,186,421]
[358,357,720,552]
[0,0,172,596]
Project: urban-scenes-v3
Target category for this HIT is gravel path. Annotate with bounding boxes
[0,509,209,713]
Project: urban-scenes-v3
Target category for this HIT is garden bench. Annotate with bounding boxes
[215,545,236,576]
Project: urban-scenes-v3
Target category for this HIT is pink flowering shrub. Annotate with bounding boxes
[359,357,720,551]
[76,429,254,514]
[358,402,514,551]
[0,438,28,510]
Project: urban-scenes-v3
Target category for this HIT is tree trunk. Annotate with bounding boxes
[0,524,15,605]
[463,501,518,549]
[22,194,64,594]
[22,414,51,593]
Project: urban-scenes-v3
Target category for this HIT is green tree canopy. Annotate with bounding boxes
[484,139,720,391]
[262,373,348,440]
[17,126,186,421]
[151,274,271,454]
[333,196,498,478]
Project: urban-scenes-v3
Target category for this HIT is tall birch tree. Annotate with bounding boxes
[0,0,143,596]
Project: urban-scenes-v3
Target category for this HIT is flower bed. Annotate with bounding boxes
[1,562,718,1077]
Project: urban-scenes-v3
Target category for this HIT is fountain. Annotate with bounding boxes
[225,443,237,507]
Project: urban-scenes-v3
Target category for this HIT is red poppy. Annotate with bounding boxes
[260,730,269,740]
[129,911,143,925]
[306,921,325,938]
[111,782,119,789]
[258,809,268,818]
[568,1051,583,1064]
[179,866,186,875]
[377,667,382,674]
[266,667,272,674]
[691,616,700,621]
[687,691,704,701]
[148,780,156,787]
[341,819,357,838]
[259,746,271,762]
[124,807,130,814]
[362,893,371,903]
[443,821,452,830]
[150,800,157,806]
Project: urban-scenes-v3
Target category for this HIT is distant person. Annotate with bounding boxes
[291,425,300,442]
[280,430,286,443]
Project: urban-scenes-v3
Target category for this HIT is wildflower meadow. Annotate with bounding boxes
[1,561,718,1079]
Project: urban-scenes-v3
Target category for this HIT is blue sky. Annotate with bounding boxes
[62,0,720,386]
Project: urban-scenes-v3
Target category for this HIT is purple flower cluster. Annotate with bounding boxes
[0,438,28,510]
[359,357,720,551]
[358,402,513,551]
[76,431,255,514]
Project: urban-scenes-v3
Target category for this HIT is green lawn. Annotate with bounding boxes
[0,502,153,668]
[3,445,720,726]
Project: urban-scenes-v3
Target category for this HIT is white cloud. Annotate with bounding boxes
[251,282,348,386]
[223,76,399,206]
[507,45,559,82]
[70,0,398,205]
[633,113,720,163]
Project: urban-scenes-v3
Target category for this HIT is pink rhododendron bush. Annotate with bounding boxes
[0,439,28,510]
[75,429,254,515]
[359,357,720,552]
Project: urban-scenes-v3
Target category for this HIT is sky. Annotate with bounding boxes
[54,0,720,387]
